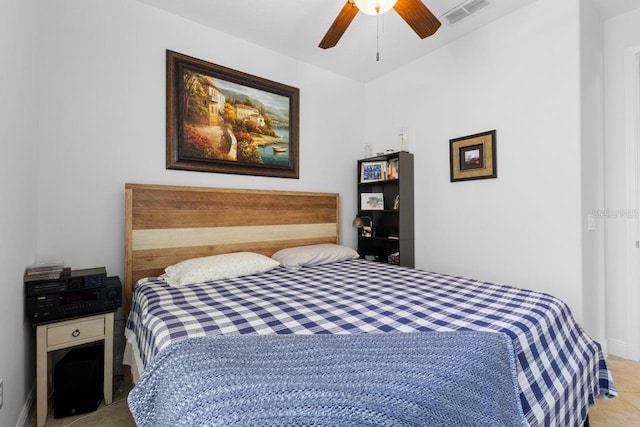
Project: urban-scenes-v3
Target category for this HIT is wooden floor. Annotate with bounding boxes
[589,356,640,426]
[34,356,639,426]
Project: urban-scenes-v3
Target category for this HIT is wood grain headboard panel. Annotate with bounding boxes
[124,183,340,313]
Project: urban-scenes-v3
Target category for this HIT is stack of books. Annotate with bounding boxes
[24,262,67,282]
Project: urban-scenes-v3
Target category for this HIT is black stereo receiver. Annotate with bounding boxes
[26,267,122,324]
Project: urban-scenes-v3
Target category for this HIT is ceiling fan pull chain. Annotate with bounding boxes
[376,10,380,61]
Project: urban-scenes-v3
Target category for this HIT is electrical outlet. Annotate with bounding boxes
[0,378,4,410]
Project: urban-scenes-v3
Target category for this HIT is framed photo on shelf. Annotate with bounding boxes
[361,193,384,210]
[449,130,497,182]
[360,161,386,183]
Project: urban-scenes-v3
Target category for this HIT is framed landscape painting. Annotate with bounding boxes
[166,50,300,178]
[449,130,497,182]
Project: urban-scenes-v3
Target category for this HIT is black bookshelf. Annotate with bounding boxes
[356,151,414,267]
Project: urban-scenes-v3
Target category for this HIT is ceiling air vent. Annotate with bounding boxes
[442,0,491,25]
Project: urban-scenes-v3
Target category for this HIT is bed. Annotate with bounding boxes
[123,183,616,427]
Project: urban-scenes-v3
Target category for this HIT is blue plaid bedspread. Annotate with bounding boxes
[125,259,616,426]
[128,332,526,427]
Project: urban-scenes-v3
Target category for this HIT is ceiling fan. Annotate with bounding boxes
[319,0,442,49]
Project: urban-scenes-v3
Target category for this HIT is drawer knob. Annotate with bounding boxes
[71,329,80,338]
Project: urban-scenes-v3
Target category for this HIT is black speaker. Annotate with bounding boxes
[53,345,104,418]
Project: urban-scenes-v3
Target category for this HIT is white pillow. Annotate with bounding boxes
[161,252,279,286]
[271,244,359,269]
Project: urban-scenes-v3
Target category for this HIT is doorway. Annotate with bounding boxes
[624,46,640,361]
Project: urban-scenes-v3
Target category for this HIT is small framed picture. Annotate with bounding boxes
[361,193,384,210]
[449,130,497,182]
[360,161,386,182]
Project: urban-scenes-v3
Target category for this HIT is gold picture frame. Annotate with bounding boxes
[449,130,497,182]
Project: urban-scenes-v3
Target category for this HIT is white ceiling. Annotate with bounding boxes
[137,0,640,82]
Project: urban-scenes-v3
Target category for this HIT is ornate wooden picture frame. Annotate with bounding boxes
[166,50,300,178]
[449,130,497,182]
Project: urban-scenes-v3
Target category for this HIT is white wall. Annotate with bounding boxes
[579,0,606,345]
[35,0,364,282]
[363,0,588,324]
[0,0,39,425]
[603,6,640,358]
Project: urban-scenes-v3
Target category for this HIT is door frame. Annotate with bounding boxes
[624,44,640,361]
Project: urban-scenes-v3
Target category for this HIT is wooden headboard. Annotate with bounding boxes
[124,183,340,313]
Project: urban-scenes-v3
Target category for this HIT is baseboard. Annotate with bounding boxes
[16,383,34,427]
[607,338,628,359]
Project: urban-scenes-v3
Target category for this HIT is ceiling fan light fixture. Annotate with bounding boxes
[353,0,398,15]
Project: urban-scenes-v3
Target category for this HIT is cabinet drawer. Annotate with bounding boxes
[47,318,105,347]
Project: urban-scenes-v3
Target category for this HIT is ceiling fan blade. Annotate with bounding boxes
[393,0,441,39]
[319,1,359,49]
